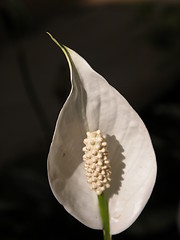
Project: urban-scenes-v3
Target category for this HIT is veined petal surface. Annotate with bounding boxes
[47,37,157,235]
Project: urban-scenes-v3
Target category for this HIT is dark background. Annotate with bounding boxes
[0,0,180,239]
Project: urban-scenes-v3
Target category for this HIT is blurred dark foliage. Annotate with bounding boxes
[0,1,180,240]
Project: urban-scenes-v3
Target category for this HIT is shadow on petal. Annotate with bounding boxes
[105,135,125,200]
[48,75,89,193]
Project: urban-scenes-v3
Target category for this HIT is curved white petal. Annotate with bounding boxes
[47,37,157,235]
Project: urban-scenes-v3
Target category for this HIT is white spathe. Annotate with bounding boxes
[47,39,157,235]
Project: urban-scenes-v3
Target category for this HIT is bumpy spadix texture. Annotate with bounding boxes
[47,35,157,235]
[83,130,111,195]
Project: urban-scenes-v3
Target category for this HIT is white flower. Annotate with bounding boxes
[47,34,157,235]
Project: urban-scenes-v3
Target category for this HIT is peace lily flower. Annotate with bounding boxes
[47,33,157,239]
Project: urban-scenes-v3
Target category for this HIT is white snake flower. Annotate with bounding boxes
[47,34,157,235]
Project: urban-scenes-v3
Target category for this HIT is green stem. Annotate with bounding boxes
[98,193,111,240]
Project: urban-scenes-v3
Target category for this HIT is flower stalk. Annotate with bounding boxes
[83,129,112,239]
[98,193,111,240]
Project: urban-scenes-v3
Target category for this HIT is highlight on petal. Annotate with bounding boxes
[47,33,157,235]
